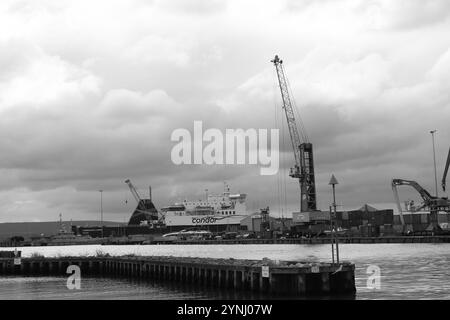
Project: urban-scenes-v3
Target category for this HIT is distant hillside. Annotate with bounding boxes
[0,221,125,239]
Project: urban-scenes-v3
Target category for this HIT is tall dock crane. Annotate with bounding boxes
[272,55,317,212]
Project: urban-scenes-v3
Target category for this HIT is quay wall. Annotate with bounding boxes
[156,235,450,245]
[0,255,356,296]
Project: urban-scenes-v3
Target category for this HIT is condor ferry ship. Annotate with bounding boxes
[160,185,249,232]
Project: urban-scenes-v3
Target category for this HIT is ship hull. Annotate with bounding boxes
[164,214,245,227]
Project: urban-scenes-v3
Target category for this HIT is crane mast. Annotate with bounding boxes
[271,55,317,212]
[442,147,450,192]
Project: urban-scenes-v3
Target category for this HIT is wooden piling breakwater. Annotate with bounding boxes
[0,255,356,296]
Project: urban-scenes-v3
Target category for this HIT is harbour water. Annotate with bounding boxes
[1,244,449,299]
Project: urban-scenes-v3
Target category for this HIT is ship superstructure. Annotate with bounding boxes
[161,185,248,230]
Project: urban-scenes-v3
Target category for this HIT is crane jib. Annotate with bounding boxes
[442,147,450,191]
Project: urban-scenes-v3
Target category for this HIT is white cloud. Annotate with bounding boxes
[124,35,192,67]
[98,88,181,124]
[0,43,101,111]
[358,0,450,30]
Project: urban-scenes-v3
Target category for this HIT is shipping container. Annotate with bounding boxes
[341,220,350,229]
[373,215,383,226]
[412,214,422,225]
[349,211,363,220]
[438,213,450,223]
[292,212,310,224]
[412,223,427,232]
[310,211,330,221]
[420,213,429,224]
[379,210,394,224]
[403,214,413,224]
[380,224,394,235]
[383,211,394,224]
[349,218,362,227]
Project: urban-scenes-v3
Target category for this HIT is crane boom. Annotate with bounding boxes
[442,147,450,192]
[272,55,303,169]
[125,179,143,205]
[272,55,317,212]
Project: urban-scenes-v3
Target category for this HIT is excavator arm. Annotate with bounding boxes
[392,178,450,233]
[391,178,439,232]
[391,179,436,204]
[442,147,450,192]
[391,181,406,226]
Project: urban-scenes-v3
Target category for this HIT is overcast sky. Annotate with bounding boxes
[1,0,450,222]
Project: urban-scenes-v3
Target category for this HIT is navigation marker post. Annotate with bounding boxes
[329,174,340,265]
[99,190,104,238]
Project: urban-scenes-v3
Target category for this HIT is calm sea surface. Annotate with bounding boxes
[1,244,449,299]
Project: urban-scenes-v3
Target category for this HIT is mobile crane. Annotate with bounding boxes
[392,145,450,233]
[392,178,450,233]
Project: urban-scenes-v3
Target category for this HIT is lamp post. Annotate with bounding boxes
[99,190,104,238]
[430,130,438,197]
[329,174,339,264]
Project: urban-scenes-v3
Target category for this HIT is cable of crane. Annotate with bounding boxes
[281,102,288,217]
[281,63,309,143]
[280,90,286,217]
[285,70,309,143]
[272,67,283,217]
[273,67,289,217]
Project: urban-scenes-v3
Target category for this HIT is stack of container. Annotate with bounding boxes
[339,207,394,230]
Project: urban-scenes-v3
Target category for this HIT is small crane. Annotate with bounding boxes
[124,179,159,225]
[271,55,317,212]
